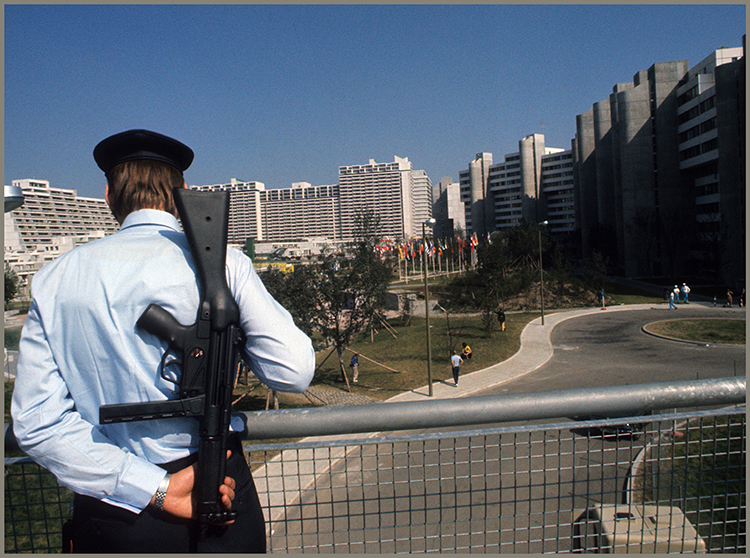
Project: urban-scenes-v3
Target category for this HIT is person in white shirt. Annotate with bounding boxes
[11,129,315,552]
[681,283,691,304]
[451,351,462,386]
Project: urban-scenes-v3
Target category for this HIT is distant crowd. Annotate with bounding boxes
[664,283,745,310]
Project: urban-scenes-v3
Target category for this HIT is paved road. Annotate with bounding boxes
[477,303,745,397]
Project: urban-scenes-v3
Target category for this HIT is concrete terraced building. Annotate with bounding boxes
[193,179,340,245]
[4,179,119,296]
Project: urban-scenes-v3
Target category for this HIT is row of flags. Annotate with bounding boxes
[373,232,486,260]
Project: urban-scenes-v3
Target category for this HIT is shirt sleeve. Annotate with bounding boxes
[10,301,166,513]
[228,249,315,393]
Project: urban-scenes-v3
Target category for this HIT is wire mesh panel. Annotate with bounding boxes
[247,409,745,554]
[625,412,746,552]
[4,408,745,553]
[4,457,74,553]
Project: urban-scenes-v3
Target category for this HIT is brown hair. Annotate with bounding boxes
[105,159,184,221]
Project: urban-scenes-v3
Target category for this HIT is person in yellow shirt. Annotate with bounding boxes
[461,343,472,360]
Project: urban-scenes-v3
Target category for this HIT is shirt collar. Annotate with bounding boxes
[120,209,181,232]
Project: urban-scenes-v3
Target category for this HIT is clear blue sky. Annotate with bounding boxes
[5,4,745,199]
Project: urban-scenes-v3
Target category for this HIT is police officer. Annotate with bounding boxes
[11,129,315,552]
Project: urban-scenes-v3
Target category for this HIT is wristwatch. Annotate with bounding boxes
[153,473,171,512]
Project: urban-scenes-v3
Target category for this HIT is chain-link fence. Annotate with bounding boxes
[5,379,746,553]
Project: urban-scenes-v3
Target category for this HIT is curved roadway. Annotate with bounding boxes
[476,302,745,398]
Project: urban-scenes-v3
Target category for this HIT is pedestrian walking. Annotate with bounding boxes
[726,289,734,307]
[681,283,691,304]
[496,308,506,331]
[350,353,359,383]
[450,351,462,386]
[669,290,678,310]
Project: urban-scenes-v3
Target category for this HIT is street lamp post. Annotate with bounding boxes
[538,221,548,326]
[423,218,436,396]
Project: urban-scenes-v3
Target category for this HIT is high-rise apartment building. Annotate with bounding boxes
[574,42,744,286]
[338,156,432,240]
[676,46,745,285]
[575,60,690,277]
[261,182,341,242]
[539,150,576,234]
[410,169,434,236]
[193,179,264,244]
[459,153,494,237]
[432,177,466,238]
[459,136,575,237]
[194,179,340,245]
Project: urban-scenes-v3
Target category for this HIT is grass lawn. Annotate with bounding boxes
[601,280,665,306]
[644,318,746,345]
[309,311,535,400]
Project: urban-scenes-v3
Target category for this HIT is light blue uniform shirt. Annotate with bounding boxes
[11,209,315,513]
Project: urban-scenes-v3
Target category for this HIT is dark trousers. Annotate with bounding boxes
[452,366,460,385]
[65,434,266,553]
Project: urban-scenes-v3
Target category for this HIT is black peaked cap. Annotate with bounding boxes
[93,129,194,174]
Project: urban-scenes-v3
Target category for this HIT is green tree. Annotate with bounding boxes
[309,209,393,387]
[5,264,19,308]
[581,250,609,292]
[463,221,550,332]
[258,265,319,338]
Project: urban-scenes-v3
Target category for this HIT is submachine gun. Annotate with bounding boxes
[100,187,243,536]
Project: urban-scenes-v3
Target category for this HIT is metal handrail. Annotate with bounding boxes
[6,376,744,451]
[238,376,745,439]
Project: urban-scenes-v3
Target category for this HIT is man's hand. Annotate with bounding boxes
[151,450,236,524]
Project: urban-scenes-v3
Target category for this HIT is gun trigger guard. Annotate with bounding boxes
[159,350,182,392]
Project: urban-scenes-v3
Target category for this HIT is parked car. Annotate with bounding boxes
[572,410,652,439]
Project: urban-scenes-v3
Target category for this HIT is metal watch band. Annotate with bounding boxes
[154,473,171,511]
